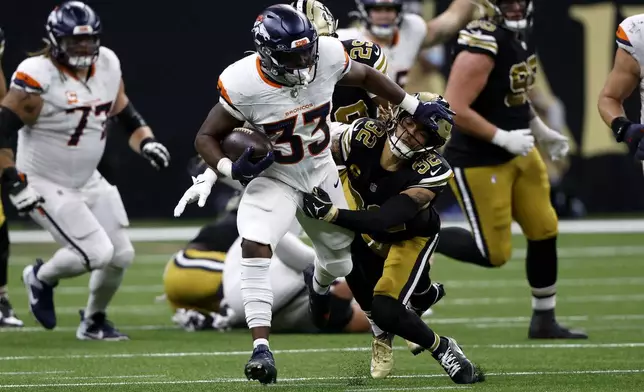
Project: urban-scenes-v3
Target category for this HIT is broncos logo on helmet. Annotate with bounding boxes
[45,1,102,69]
[253,4,319,87]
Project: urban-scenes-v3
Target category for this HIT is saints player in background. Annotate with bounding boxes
[0,27,24,328]
[293,0,388,123]
[338,0,481,89]
[598,14,644,158]
[437,0,586,339]
[303,93,483,384]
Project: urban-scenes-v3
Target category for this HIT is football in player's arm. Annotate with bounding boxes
[302,94,483,385]
[598,15,644,159]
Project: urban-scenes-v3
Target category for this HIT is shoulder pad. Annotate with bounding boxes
[217,55,258,121]
[342,39,387,74]
[97,46,121,72]
[336,27,363,42]
[457,19,499,57]
[408,152,453,189]
[616,15,644,64]
[318,36,351,79]
[340,118,386,160]
[10,56,54,94]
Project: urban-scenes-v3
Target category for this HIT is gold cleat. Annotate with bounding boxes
[370,334,394,379]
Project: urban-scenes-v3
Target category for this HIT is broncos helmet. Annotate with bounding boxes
[253,4,319,87]
[387,92,452,159]
[354,0,403,39]
[292,0,338,38]
[482,0,533,32]
[46,1,101,69]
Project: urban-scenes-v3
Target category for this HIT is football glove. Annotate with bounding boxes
[231,147,274,186]
[491,128,535,156]
[529,116,569,160]
[173,168,217,217]
[1,167,43,214]
[412,101,455,131]
[303,187,338,222]
[140,138,170,170]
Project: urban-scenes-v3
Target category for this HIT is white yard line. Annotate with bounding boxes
[0,371,71,376]
[0,369,642,388]
[44,375,166,380]
[1,343,644,361]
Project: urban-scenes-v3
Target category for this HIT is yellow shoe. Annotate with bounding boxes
[370,335,394,379]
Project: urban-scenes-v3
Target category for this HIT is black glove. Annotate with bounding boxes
[140,137,170,169]
[303,187,337,222]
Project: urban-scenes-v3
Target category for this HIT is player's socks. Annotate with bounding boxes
[37,248,87,285]
[435,227,492,267]
[85,265,125,317]
[371,295,439,350]
[253,338,269,349]
[312,263,335,294]
[240,258,273,328]
[526,237,557,310]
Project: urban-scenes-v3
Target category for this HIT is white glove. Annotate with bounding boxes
[530,116,569,160]
[173,168,217,217]
[491,128,535,156]
[140,138,170,169]
[9,184,43,213]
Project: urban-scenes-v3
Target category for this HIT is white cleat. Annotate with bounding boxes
[370,335,394,379]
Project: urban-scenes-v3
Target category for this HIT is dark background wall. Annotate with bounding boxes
[0,0,642,219]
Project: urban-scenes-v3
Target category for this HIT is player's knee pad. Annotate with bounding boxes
[80,235,114,270]
[317,246,353,278]
[240,257,273,328]
[371,294,405,333]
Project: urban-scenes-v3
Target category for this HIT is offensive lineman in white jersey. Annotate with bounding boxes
[338,0,480,88]
[0,2,170,339]
[599,14,644,158]
[173,4,453,384]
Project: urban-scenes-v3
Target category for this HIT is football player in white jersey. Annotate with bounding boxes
[599,14,644,158]
[0,2,170,339]
[0,27,24,328]
[174,4,453,384]
[338,0,480,88]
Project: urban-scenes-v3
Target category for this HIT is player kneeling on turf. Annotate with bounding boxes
[302,92,484,384]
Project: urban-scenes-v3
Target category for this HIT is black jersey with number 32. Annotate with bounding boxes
[331,40,388,124]
[444,19,537,167]
[338,118,453,241]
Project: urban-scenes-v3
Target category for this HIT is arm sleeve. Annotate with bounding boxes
[334,193,419,234]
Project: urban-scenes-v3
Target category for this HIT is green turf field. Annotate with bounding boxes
[1,232,643,391]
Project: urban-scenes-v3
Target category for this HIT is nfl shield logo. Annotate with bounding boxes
[370,183,377,192]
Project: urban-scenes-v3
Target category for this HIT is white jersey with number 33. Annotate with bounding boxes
[11,47,122,188]
[217,36,351,192]
[337,13,426,88]
[616,14,644,123]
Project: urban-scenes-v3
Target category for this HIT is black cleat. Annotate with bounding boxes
[432,337,485,384]
[244,344,277,384]
[303,265,332,329]
[22,259,56,330]
[529,309,588,339]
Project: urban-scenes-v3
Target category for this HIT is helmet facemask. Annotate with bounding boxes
[356,1,402,40]
[57,34,100,68]
[484,0,533,32]
[259,37,319,87]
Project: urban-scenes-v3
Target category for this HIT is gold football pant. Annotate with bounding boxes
[449,149,558,266]
[162,249,225,313]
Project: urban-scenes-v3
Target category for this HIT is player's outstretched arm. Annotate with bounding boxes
[424,0,477,47]
[302,186,434,234]
[111,79,170,170]
[339,61,454,130]
[598,48,642,142]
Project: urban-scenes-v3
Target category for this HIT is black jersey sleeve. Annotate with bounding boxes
[341,39,388,75]
[407,152,454,191]
[454,19,500,59]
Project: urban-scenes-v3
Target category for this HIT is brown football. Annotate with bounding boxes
[220,127,273,163]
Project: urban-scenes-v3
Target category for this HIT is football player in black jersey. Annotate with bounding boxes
[438,0,586,339]
[303,92,484,385]
[294,0,388,123]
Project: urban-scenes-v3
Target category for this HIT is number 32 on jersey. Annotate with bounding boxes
[262,102,331,164]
